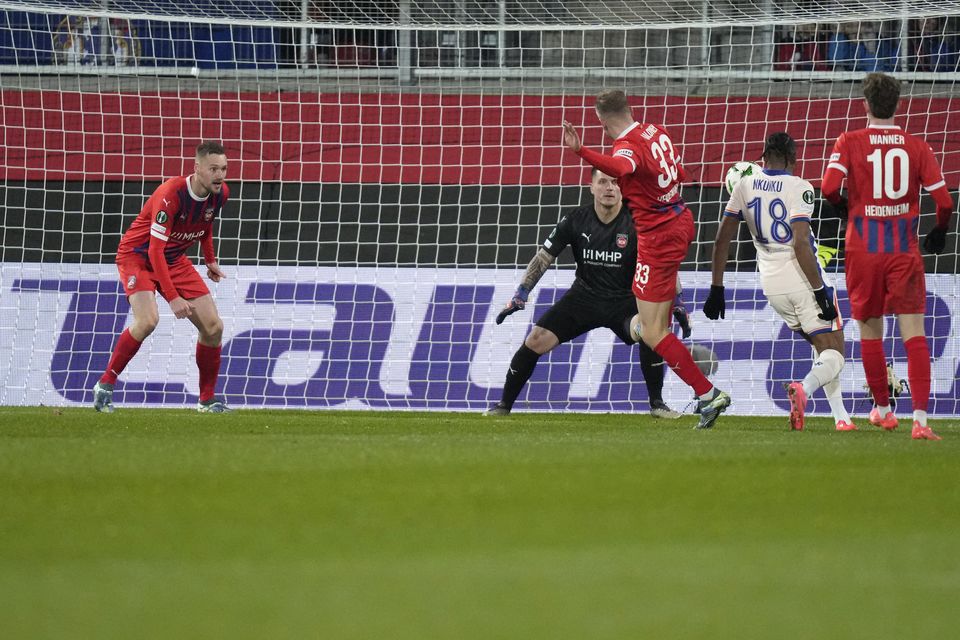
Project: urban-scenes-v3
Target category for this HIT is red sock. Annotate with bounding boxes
[653,333,713,397]
[196,342,222,402]
[904,336,931,413]
[101,328,142,385]
[860,338,889,407]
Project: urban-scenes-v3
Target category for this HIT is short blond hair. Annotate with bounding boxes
[595,89,631,117]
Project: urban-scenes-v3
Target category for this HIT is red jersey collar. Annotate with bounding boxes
[185,175,207,202]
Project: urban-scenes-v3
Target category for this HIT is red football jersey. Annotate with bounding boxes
[610,122,689,234]
[826,124,945,254]
[117,176,229,264]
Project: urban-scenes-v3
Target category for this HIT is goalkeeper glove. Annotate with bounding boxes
[923,226,948,255]
[816,244,838,269]
[702,285,726,320]
[495,285,530,325]
[828,195,848,218]
[813,286,838,321]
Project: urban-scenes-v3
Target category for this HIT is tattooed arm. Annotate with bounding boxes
[495,249,558,325]
[519,248,557,292]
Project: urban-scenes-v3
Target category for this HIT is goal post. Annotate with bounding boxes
[1,0,958,415]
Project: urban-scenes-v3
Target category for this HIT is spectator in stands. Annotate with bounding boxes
[914,17,959,72]
[775,23,825,71]
[853,21,898,72]
[827,22,858,71]
[828,21,898,72]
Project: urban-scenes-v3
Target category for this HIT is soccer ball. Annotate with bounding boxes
[688,343,718,377]
[724,161,762,195]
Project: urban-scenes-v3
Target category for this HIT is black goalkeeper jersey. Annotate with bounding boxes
[541,204,637,301]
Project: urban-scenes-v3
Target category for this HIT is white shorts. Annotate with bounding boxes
[767,289,843,336]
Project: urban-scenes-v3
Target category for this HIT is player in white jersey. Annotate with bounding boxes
[704,133,855,432]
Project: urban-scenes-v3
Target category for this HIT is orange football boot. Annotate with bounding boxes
[911,422,941,441]
[787,382,807,431]
[868,408,898,431]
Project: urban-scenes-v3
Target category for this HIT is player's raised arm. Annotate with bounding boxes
[561,120,635,178]
[561,120,582,154]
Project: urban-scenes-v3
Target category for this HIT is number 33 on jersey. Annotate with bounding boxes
[612,122,689,234]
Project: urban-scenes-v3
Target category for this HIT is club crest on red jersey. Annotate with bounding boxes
[204,207,215,221]
[126,275,137,289]
[616,233,628,248]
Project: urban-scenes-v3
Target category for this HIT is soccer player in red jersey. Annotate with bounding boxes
[92,141,231,413]
[562,90,731,428]
[822,73,954,440]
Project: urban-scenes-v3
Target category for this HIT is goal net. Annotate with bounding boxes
[2,0,958,415]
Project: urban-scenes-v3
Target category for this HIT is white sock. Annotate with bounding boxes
[914,410,927,427]
[698,388,716,402]
[802,349,844,397]
[822,376,851,424]
[876,404,891,417]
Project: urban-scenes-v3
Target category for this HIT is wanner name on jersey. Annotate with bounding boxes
[869,134,905,145]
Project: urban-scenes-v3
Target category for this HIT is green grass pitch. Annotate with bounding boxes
[1,407,958,639]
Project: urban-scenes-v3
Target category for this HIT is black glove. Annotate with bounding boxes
[672,303,692,339]
[702,285,725,320]
[495,286,530,325]
[827,195,848,218]
[813,286,838,321]
[923,226,947,255]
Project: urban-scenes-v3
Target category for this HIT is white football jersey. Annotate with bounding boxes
[723,169,830,296]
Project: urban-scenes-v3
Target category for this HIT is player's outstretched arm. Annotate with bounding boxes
[495,249,556,325]
[792,220,837,321]
[705,216,738,320]
[922,185,954,254]
[792,220,825,290]
[820,166,847,210]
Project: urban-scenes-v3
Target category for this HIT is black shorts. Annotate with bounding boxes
[535,288,637,346]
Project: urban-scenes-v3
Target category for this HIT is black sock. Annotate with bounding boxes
[500,345,541,408]
[638,340,665,405]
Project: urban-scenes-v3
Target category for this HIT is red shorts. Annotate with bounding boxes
[633,209,695,302]
[845,251,927,319]
[116,255,209,301]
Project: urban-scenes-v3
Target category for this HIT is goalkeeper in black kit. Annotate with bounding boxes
[485,169,691,418]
